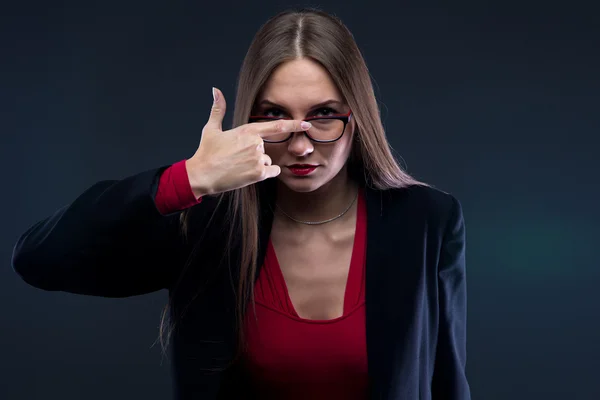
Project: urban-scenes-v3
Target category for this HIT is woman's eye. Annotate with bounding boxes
[261,107,338,118]
[264,108,284,118]
[314,107,337,116]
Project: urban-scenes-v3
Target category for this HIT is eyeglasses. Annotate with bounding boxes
[248,110,352,143]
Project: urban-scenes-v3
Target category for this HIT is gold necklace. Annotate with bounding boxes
[275,190,359,225]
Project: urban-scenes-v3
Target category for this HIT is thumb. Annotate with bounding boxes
[205,87,227,131]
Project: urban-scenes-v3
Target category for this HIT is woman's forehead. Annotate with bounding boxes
[257,60,344,110]
[269,59,329,81]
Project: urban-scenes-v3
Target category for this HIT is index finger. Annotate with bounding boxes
[251,119,312,138]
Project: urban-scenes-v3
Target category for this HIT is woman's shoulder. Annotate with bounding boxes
[366,183,462,228]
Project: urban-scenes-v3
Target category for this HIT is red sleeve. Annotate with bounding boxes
[155,159,202,215]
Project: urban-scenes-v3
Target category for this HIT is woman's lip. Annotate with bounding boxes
[288,165,319,168]
[287,166,318,176]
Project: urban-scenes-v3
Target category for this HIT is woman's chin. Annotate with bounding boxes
[277,175,323,193]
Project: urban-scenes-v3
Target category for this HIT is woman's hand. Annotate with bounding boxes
[185,87,311,198]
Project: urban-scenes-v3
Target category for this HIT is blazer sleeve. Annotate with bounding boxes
[431,195,471,399]
[11,166,192,298]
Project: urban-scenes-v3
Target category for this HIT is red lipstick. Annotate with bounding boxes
[288,164,319,176]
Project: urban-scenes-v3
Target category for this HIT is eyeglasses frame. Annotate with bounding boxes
[247,110,353,143]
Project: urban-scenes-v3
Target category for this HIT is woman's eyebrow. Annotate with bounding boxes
[257,99,344,112]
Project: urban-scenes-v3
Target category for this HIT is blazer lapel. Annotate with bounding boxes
[364,187,390,399]
[364,186,431,400]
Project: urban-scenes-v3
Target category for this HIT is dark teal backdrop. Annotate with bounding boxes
[2,1,599,399]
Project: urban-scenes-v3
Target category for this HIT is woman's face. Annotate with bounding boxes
[254,58,355,193]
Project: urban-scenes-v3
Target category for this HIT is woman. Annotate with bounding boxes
[12,8,470,400]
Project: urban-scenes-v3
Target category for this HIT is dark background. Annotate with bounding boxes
[2,0,599,399]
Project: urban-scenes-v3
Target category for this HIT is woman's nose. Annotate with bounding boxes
[287,131,314,156]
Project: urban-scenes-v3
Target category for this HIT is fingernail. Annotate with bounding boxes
[300,121,312,130]
[212,87,219,103]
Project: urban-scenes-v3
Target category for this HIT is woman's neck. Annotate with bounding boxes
[274,166,359,225]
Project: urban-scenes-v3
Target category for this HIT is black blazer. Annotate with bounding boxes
[12,165,470,400]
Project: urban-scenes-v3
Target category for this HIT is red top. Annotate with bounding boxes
[154,160,202,214]
[155,161,369,399]
[243,188,369,399]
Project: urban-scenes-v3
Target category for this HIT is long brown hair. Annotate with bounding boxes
[159,8,427,359]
